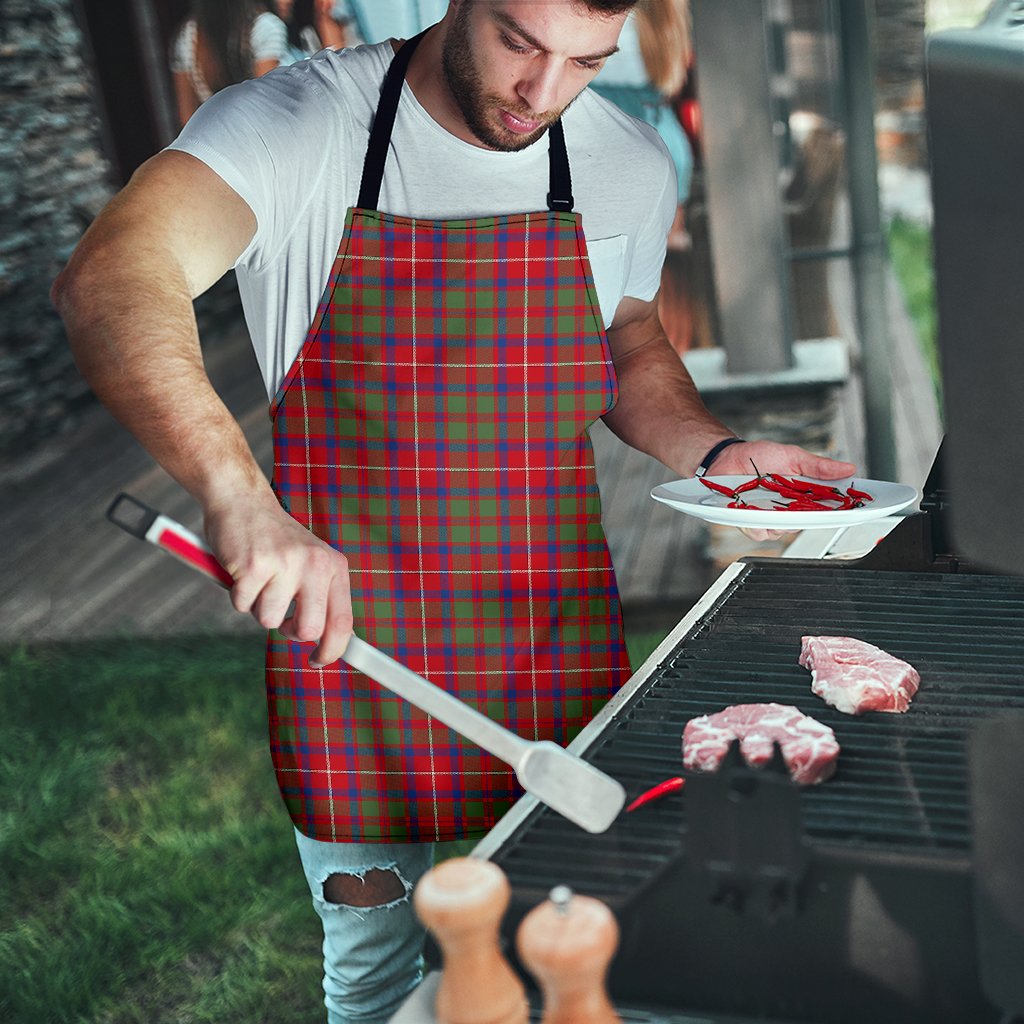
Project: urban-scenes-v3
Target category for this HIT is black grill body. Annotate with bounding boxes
[482,558,1024,1023]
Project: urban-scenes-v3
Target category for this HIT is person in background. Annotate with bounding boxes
[277,0,350,62]
[334,0,449,46]
[171,0,289,126]
[592,0,694,347]
[592,0,692,227]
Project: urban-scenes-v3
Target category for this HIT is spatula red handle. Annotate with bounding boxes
[106,493,234,589]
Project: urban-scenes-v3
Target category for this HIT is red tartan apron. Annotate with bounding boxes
[267,31,631,842]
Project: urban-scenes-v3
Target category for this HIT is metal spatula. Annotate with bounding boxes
[107,493,626,834]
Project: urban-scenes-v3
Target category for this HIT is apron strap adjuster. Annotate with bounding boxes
[547,191,575,213]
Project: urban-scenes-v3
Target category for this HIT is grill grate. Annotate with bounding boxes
[492,563,1024,903]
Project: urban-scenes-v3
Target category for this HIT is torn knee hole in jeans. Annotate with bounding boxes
[322,867,410,910]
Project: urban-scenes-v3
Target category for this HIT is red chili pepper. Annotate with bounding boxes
[734,477,762,494]
[626,776,685,812]
[768,473,812,493]
[762,479,823,502]
[772,473,848,500]
[758,477,799,496]
[797,477,844,498]
[780,497,835,511]
[846,486,873,502]
[699,477,737,498]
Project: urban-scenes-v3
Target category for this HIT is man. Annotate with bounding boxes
[52,1,854,1020]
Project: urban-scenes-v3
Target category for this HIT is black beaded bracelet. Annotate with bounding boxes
[695,437,745,478]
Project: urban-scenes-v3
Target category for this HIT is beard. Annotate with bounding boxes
[441,2,560,151]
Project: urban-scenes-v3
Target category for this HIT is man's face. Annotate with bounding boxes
[441,1,626,151]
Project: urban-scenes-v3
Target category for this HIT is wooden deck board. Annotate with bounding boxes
[0,324,269,644]
[590,419,710,626]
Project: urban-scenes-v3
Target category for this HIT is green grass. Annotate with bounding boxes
[1,637,321,1024]
[2,628,668,1023]
[887,215,941,403]
[626,631,669,670]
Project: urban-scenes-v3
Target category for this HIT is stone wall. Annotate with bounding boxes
[0,0,116,462]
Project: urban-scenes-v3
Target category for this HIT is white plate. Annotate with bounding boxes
[650,476,920,530]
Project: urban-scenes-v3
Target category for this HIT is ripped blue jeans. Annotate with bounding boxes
[294,828,437,1024]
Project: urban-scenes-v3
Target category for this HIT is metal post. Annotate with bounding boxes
[837,0,898,480]
[691,0,794,374]
[129,0,178,149]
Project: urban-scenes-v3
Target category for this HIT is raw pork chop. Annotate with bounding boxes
[799,636,920,716]
[682,703,839,785]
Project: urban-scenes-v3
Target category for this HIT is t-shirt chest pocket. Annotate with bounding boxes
[583,234,628,330]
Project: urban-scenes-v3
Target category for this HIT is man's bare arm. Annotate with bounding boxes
[52,151,257,498]
[51,150,353,664]
[603,295,856,480]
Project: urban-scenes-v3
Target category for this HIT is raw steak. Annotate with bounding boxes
[799,635,920,716]
[682,703,839,785]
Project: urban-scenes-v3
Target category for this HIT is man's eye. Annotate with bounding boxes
[576,58,601,71]
[501,34,531,54]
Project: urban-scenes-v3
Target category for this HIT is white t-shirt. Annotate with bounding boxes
[169,40,677,399]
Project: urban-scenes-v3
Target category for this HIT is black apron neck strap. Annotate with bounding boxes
[357,29,428,211]
[358,30,575,215]
[546,119,574,213]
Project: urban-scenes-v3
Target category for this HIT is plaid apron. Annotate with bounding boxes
[267,32,631,842]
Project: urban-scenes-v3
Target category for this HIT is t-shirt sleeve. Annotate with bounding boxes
[165,65,342,272]
[623,131,678,302]
[251,12,289,63]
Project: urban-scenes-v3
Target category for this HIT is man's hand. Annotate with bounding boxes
[709,439,855,482]
[204,496,353,668]
[707,440,857,542]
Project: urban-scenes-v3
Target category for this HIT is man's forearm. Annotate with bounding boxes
[602,298,857,506]
[603,316,734,478]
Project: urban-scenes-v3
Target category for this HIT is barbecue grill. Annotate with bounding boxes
[471,448,1024,1023]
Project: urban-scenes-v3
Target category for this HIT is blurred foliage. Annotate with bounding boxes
[887,215,941,407]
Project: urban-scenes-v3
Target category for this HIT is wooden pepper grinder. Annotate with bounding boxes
[516,885,621,1024]
[413,857,528,1024]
